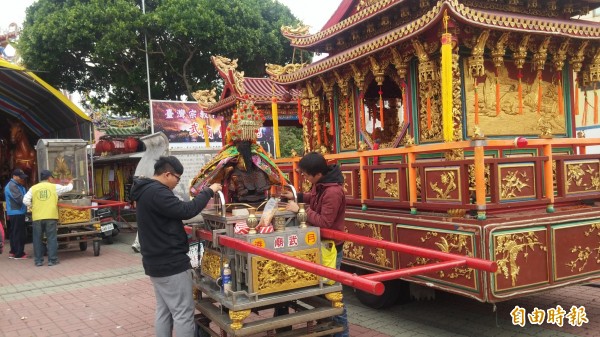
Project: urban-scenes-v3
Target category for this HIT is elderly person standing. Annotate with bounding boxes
[4,169,29,259]
[23,170,73,266]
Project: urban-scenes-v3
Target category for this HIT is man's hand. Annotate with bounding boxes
[209,183,222,193]
[285,200,299,213]
[281,191,294,200]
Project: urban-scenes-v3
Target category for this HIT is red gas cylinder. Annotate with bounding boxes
[123,137,139,153]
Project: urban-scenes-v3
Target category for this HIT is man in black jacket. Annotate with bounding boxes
[131,156,221,337]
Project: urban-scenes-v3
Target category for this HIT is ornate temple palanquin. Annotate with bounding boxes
[267,0,600,302]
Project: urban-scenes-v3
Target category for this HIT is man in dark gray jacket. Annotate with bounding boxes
[130,156,221,337]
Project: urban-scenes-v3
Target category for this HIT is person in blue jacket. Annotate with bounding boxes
[130,156,221,337]
[4,169,29,259]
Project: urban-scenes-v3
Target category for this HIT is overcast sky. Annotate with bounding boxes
[0,0,341,35]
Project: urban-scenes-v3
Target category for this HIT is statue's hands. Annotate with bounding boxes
[209,183,222,193]
[285,201,299,213]
[281,191,294,200]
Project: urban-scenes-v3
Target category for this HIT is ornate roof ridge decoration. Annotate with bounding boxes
[199,55,299,115]
[287,0,600,49]
[286,0,402,48]
[212,55,246,96]
[356,0,388,12]
[192,88,218,110]
[281,24,311,38]
[265,62,308,77]
[273,0,600,85]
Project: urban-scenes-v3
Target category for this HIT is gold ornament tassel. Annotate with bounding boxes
[474,79,479,125]
[401,81,408,124]
[271,92,280,158]
[537,71,542,115]
[574,74,579,116]
[583,92,588,127]
[441,11,453,142]
[595,83,599,125]
[345,98,350,133]
[557,74,564,116]
[379,86,384,129]
[329,98,335,136]
[203,120,210,148]
[518,70,523,115]
[495,70,500,116]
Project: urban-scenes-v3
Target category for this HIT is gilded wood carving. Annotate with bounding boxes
[495,232,547,287]
[566,224,600,272]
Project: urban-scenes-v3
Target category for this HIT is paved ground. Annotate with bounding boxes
[0,231,598,337]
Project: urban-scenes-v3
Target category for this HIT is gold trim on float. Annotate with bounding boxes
[373,169,400,199]
[397,224,479,291]
[491,229,548,293]
[552,221,600,282]
[345,219,395,269]
[201,249,222,281]
[564,159,600,195]
[424,167,461,202]
[497,163,536,201]
[251,248,320,295]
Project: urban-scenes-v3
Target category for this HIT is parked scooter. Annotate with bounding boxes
[94,207,119,244]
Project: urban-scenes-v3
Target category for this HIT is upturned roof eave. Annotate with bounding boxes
[273,1,600,85]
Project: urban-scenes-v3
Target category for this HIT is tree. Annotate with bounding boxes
[19,0,304,116]
[280,126,304,157]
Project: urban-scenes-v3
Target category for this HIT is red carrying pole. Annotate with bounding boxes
[362,260,466,282]
[196,229,385,295]
[320,228,497,273]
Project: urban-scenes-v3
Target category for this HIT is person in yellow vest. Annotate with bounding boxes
[23,169,73,266]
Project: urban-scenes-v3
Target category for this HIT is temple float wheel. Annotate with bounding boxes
[355,279,410,309]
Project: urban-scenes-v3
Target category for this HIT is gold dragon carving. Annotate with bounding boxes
[500,170,531,199]
[192,88,217,109]
[255,251,319,292]
[566,224,600,272]
[429,171,457,199]
[281,24,311,36]
[407,231,474,279]
[265,63,307,77]
[212,55,245,94]
[495,232,547,287]
[345,222,390,267]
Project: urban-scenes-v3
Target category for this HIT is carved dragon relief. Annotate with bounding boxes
[468,29,490,78]
[212,55,245,94]
[265,63,307,77]
[192,88,218,109]
[281,24,311,36]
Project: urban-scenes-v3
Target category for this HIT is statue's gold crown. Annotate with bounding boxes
[227,96,265,143]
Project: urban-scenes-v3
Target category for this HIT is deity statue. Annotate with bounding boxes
[190,96,289,205]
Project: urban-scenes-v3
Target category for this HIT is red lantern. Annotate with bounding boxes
[123,137,139,153]
[94,140,104,155]
[105,139,115,153]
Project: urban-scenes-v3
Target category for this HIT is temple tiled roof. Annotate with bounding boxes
[285,0,600,50]
[273,0,600,85]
